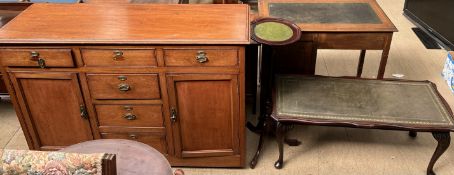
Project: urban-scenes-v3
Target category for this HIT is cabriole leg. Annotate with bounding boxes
[274,122,285,169]
[249,119,268,169]
[427,132,450,175]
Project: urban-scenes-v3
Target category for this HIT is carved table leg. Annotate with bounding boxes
[427,132,450,175]
[409,131,417,138]
[274,122,285,169]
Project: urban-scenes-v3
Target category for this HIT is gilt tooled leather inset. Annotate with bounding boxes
[269,3,382,24]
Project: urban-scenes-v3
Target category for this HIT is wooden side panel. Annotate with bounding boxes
[167,74,239,158]
[272,41,317,74]
[9,72,93,150]
[0,73,7,94]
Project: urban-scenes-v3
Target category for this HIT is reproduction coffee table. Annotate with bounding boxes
[251,76,454,175]
[258,0,398,78]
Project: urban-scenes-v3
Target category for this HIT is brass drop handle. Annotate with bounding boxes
[123,113,137,120]
[123,106,133,111]
[129,134,138,139]
[80,104,89,120]
[196,50,208,63]
[30,51,39,60]
[118,83,130,92]
[113,50,124,60]
[30,51,46,69]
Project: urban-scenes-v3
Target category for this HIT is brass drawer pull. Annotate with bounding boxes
[79,104,89,120]
[123,113,137,120]
[170,107,177,122]
[30,51,46,68]
[129,134,138,139]
[123,106,133,111]
[30,51,39,60]
[113,50,124,60]
[118,83,131,92]
[196,50,208,63]
[37,58,46,69]
[118,75,127,81]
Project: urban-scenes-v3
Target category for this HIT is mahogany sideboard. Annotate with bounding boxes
[0,4,250,167]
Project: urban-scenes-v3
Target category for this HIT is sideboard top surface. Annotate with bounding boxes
[0,4,250,44]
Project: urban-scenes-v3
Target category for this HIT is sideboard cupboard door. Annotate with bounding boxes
[167,74,240,158]
[9,72,93,150]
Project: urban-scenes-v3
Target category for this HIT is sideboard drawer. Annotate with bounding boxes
[0,49,74,68]
[163,48,238,67]
[87,74,161,100]
[81,49,157,67]
[101,132,167,154]
[96,104,164,127]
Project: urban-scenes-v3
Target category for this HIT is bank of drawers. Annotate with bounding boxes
[83,48,167,153]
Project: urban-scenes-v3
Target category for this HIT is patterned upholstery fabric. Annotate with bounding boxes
[0,149,106,175]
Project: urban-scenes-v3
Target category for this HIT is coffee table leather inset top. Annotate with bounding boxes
[269,3,381,24]
[275,76,454,129]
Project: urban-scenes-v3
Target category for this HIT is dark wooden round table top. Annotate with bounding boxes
[61,139,172,175]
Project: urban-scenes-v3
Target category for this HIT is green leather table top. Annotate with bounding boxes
[275,76,454,129]
[254,21,294,42]
[268,3,381,24]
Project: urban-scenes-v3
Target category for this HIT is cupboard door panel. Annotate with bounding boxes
[10,72,93,150]
[167,74,239,158]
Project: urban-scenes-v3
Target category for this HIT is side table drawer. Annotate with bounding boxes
[317,33,387,50]
[96,104,164,127]
[81,49,157,67]
[87,74,161,100]
[163,48,238,67]
[0,48,74,68]
[101,132,167,154]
